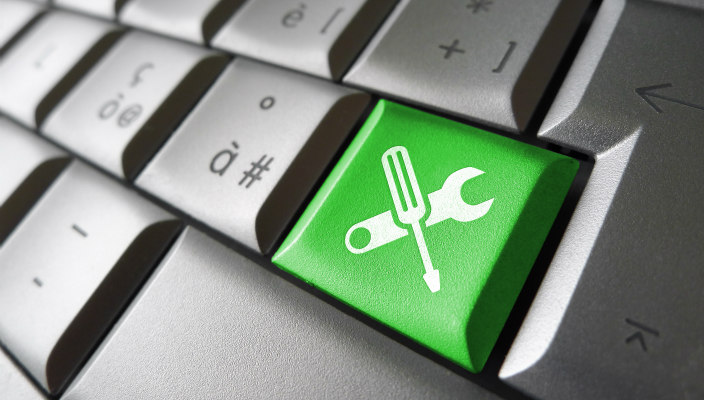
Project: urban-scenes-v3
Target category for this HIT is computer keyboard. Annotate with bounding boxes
[0,0,702,399]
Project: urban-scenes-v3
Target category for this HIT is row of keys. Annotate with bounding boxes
[39,0,592,130]
[0,116,513,398]
[0,1,587,395]
[0,5,582,394]
[0,8,371,254]
[49,0,397,80]
[0,101,578,394]
[4,1,702,399]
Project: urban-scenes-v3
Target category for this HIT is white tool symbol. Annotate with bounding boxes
[344,146,494,293]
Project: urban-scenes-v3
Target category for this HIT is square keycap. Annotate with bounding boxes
[273,100,578,372]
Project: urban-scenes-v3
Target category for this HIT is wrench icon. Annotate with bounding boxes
[345,167,494,254]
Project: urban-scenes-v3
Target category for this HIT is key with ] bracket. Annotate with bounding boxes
[345,166,494,254]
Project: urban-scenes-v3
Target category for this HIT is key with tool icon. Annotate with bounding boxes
[381,146,440,292]
[345,162,495,257]
[275,100,579,371]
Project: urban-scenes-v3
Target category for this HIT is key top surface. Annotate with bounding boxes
[0,350,44,400]
[63,227,500,400]
[54,0,125,19]
[137,58,369,253]
[43,31,227,180]
[212,0,397,80]
[0,118,69,245]
[500,1,704,398]
[344,0,590,132]
[0,0,42,53]
[273,100,578,372]
[120,0,245,44]
[0,11,120,128]
[0,162,181,393]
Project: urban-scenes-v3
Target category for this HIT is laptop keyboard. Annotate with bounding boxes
[1,0,703,399]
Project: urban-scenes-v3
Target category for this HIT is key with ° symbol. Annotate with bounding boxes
[345,161,494,257]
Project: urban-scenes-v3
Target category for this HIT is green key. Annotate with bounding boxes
[273,100,578,372]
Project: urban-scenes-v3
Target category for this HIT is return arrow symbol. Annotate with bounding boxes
[625,318,660,352]
[635,83,704,113]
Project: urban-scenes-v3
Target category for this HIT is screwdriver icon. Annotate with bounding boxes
[382,146,440,293]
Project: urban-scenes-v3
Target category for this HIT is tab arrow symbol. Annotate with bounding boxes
[635,83,704,113]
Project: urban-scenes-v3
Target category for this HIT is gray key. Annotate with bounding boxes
[500,1,704,399]
[344,0,591,132]
[54,0,127,19]
[0,11,121,128]
[0,0,42,53]
[120,0,245,44]
[0,118,69,245]
[62,227,499,400]
[212,0,397,80]
[137,59,369,254]
[0,349,44,400]
[43,31,227,180]
[0,162,181,394]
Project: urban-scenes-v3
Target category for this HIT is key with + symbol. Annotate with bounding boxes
[345,166,494,254]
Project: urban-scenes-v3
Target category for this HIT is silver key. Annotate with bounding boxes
[0,162,181,394]
[54,0,126,19]
[0,118,69,245]
[500,1,704,398]
[62,227,500,400]
[0,0,42,52]
[0,350,44,400]
[0,11,120,128]
[345,0,591,132]
[212,0,397,80]
[120,0,245,44]
[43,31,227,180]
[137,59,369,253]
